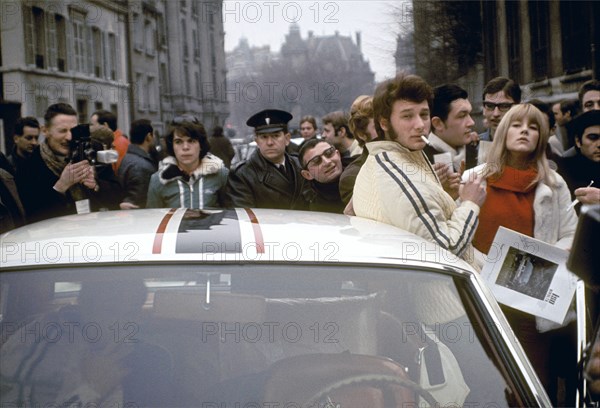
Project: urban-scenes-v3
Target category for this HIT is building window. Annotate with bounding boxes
[71,10,87,73]
[148,76,158,111]
[92,27,104,77]
[133,12,144,52]
[137,73,146,111]
[160,63,169,94]
[182,19,188,59]
[529,1,550,81]
[55,15,67,72]
[77,98,88,124]
[157,14,166,47]
[193,29,200,59]
[560,2,591,73]
[23,7,35,65]
[95,101,103,111]
[145,18,156,55]
[33,7,47,69]
[505,1,521,82]
[108,33,118,80]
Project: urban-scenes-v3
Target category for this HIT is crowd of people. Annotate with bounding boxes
[0,74,599,404]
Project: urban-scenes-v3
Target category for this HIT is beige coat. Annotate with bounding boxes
[353,140,480,263]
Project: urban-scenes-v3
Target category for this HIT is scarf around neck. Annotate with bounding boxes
[40,141,87,201]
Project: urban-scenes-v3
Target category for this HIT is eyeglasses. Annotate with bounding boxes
[171,115,200,125]
[483,101,514,112]
[304,146,336,169]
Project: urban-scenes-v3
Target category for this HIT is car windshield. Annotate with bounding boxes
[1,264,528,407]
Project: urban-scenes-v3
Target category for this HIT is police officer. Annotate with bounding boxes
[226,109,306,209]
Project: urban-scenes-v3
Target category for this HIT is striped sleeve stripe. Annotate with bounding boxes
[378,152,478,254]
[455,209,478,256]
[383,152,476,252]
[375,153,451,250]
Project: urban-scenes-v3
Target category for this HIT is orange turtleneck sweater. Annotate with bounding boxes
[473,166,538,254]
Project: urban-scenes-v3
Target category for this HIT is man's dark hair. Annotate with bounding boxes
[300,115,317,130]
[129,119,153,145]
[15,116,40,135]
[373,73,434,140]
[299,139,333,168]
[560,99,580,117]
[322,111,353,138]
[44,103,77,126]
[432,84,469,122]
[212,126,224,137]
[578,79,600,105]
[92,109,118,131]
[166,121,210,160]
[528,99,555,130]
[482,77,522,103]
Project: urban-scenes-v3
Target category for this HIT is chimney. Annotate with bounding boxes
[356,32,362,52]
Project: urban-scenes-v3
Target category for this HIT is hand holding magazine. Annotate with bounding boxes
[481,227,578,325]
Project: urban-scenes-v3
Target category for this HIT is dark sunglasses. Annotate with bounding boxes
[171,115,200,125]
[304,146,336,169]
[482,101,514,112]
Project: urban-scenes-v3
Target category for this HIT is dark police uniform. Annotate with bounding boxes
[226,109,306,209]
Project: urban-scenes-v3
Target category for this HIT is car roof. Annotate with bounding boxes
[1,208,475,272]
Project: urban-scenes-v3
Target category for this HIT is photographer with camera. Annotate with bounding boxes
[16,103,122,224]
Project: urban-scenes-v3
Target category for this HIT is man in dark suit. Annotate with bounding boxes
[226,109,305,209]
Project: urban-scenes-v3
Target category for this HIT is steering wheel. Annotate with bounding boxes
[307,373,439,407]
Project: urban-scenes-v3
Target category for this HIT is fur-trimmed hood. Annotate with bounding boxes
[157,153,225,185]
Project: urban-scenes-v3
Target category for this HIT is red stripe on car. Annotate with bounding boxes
[152,208,177,254]
[244,208,265,254]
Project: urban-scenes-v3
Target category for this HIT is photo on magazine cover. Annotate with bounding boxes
[495,247,559,301]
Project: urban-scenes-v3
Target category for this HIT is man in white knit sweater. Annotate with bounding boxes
[353,73,487,265]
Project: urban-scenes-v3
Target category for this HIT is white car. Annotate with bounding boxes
[0,208,551,407]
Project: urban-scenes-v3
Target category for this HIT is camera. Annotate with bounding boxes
[70,124,118,165]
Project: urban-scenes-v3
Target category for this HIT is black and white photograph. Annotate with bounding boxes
[495,247,558,301]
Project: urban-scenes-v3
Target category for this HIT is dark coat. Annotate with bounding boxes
[118,144,158,208]
[557,151,600,199]
[208,136,235,168]
[226,150,306,209]
[0,168,26,233]
[16,146,124,224]
[302,180,345,213]
[338,148,369,205]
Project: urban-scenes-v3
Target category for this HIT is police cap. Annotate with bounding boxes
[246,109,293,134]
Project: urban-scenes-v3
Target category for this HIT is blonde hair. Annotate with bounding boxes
[349,95,373,146]
[483,103,555,187]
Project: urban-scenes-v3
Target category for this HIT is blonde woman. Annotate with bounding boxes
[463,103,577,402]
[464,103,577,254]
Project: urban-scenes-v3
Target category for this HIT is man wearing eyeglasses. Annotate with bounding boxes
[479,77,521,142]
[298,139,345,213]
[226,109,305,209]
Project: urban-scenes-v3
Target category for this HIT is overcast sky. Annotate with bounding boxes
[222,1,403,82]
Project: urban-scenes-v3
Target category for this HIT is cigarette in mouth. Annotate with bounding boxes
[420,135,430,145]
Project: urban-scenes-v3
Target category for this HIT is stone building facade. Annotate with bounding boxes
[226,25,374,135]
[0,0,228,152]
[399,0,599,129]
